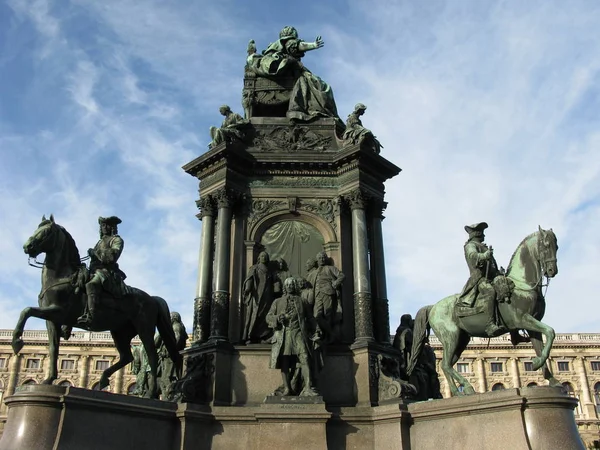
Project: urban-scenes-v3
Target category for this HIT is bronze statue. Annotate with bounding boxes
[393,314,414,373]
[457,222,501,336]
[267,277,321,396]
[407,226,560,397]
[131,344,150,396]
[208,105,248,149]
[246,26,339,122]
[307,251,345,343]
[78,216,128,326]
[342,103,383,153]
[409,340,442,401]
[156,311,188,399]
[16,215,182,399]
[242,251,281,344]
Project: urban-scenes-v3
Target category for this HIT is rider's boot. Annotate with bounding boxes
[484,299,502,336]
[78,285,98,326]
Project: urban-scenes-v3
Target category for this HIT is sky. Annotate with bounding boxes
[1,0,599,336]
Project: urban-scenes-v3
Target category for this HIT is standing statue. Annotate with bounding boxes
[17,215,182,399]
[409,340,442,401]
[392,314,414,374]
[307,251,345,343]
[407,226,560,397]
[78,216,128,326]
[246,26,340,122]
[208,105,249,149]
[155,312,188,399]
[131,343,150,397]
[242,251,281,344]
[267,277,322,397]
[457,222,501,336]
[342,103,383,153]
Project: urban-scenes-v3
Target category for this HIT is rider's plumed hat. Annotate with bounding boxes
[464,222,488,234]
[98,216,122,226]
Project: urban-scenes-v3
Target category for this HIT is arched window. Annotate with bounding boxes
[91,382,109,391]
[594,382,600,414]
[527,382,538,387]
[563,382,582,416]
[22,379,36,386]
[127,383,138,395]
[491,383,505,391]
[58,380,72,388]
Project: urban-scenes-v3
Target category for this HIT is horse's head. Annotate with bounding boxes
[23,215,59,258]
[537,225,558,278]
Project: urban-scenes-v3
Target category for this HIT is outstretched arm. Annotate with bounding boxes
[298,36,324,52]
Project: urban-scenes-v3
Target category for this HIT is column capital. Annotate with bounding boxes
[345,188,371,210]
[196,195,216,217]
[214,187,239,209]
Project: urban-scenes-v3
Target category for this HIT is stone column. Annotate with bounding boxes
[115,365,124,394]
[575,356,595,418]
[347,189,374,344]
[6,354,21,396]
[209,188,236,342]
[370,199,390,344]
[475,357,487,393]
[79,355,89,388]
[193,195,216,344]
[509,357,521,388]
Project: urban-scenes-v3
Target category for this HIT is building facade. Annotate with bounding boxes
[0,330,598,445]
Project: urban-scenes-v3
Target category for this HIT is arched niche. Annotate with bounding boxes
[249,211,339,278]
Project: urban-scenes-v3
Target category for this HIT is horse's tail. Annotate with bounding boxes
[154,296,183,378]
[406,304,433,377]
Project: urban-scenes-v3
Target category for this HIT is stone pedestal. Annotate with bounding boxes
[0,385,584,449]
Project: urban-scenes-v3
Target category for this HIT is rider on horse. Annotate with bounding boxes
[77,216,128,326]
[457,222,502,336]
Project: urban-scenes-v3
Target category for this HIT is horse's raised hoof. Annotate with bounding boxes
[99,375,110,391]
[41,378,55,385]
[12,338,24,355]
[532,356,544,371]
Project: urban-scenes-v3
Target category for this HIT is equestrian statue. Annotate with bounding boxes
[15,214,182,399]
[407,223,560,397]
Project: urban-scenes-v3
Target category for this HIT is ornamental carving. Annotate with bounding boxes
[247,199,286,228]
[299,199,337,230]
[252,126,332,152]
[371,354,417,402]
[169,353,215,403]
[249,177,336,188]
[345,189,371,210]
[196,195,216,217]
[214,188,239,209]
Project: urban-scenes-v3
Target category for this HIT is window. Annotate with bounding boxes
[490,362,503,373]
[594,382,600,414]
[58,380,72,387]
[92,382,109,392]
[591,361,600,371]
[26,359,40,369]
[95,360,109,371]
[127,383,138,395]
[557,361,570,372]
[491,383,505,391]
[527,382,538,387]
[22,379,36,385]
[457,363,469,373]
[524,362,534,372]
[60,359,75,370]
[0,358,6,368]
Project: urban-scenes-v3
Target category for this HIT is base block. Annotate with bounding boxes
[0,385,584,449]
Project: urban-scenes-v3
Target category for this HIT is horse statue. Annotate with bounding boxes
[15,215,182,398]
[407,226,559,397]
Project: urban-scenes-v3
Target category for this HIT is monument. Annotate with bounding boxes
[0,25,585,450]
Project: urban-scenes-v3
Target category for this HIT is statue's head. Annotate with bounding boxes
[279,26,298,40]
[400,314,413,327]
[538,226,559,278]
[316,251,328,266]
[305,257,317,272]
[464,222,488,242]
[170,311,182,323]
[354,103,367,114]
[283,277,299,295]
[98,216,121,237]
[257,251,270,264]
[219,105,231,116]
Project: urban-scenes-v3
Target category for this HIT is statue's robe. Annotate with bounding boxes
[242,262,278,342]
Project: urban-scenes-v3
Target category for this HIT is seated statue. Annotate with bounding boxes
[245,26,340,122]
[342,103,383,153]
[209,105,249,149]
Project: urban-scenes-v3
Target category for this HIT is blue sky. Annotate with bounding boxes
[1,0,599,334]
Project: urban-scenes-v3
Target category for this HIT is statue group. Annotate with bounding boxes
[242,249,344,397]
[12,25,561,408]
